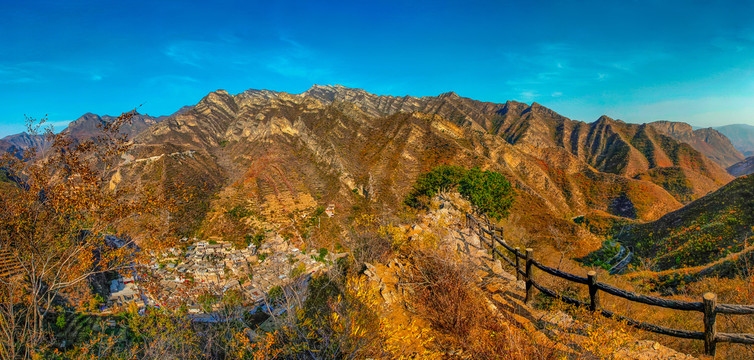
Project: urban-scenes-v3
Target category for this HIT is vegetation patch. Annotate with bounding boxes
[635,167,694,203]
[619,175,754,272]
[405,165,514,220]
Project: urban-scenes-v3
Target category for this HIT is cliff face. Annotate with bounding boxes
[103,85,738,244]
[649,121,744,168]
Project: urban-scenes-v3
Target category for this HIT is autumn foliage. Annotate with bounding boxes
[0,113,175,360]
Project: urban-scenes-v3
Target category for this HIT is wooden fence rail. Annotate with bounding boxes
[465,213,754,357]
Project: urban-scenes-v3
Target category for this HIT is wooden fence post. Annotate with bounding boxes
[703,292,717,357]
[525,248,533,305]
[490,231,496,261]
[514,247,521,281]
[588,271,599,312]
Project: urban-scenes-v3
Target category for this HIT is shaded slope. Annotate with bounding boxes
[727,156,754,177]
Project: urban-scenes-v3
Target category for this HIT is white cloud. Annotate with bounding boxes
[0,64,40,84]
[520,91,539,101]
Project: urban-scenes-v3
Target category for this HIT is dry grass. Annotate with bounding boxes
[401,247,559,359]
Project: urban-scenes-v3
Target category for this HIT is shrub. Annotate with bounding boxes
[458,167,514,220]
[56,313,66,329]
[405,165,515,220]
[404,165,467,208]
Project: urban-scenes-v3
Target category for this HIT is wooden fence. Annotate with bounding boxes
[465,213,754,357]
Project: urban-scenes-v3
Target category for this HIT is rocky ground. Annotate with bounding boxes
[365,194,698,359]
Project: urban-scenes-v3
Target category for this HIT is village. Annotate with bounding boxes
[102,230,345,316]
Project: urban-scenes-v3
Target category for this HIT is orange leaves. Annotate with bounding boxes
[0,110,191,358]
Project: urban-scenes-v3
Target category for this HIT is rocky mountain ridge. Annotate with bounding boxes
[648,120,744,168]
[103,85,734,246]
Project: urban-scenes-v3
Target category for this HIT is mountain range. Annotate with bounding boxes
[0,107,193,156]
[82,85,739,245]
[3,85,750,260]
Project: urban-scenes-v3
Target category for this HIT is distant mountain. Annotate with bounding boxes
[66,111,166,141]
[0,132,51,156]
[714,124,754,156]
[0,139,14,154]
[106,85,733,245]
[617,174,754,271]
[648,121,744,168]
[0,107,190,156]
[727,156,754,177]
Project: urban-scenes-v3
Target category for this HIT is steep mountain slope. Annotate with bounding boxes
[648,121,744,168]
[490,103,732,203]
[617,174,754,271]
[727,156,754,177]
[109,85,736,247]
[715,124,754,156]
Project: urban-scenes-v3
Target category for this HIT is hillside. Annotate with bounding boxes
[616,174,754,271]
[715,124,754,156]
[102,85,735,248]
[649,121,744,168]
[727,156,754,177]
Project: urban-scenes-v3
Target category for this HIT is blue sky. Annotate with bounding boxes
[2,0,754,137]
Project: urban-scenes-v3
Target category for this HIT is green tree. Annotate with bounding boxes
[404,165,466,208]
[458,167,514,221]
[405,165,514,221]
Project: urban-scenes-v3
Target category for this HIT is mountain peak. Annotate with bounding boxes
[650,120,693,134]
[439,91,460,99]
[650,120,744,168]
[596,115,614,123]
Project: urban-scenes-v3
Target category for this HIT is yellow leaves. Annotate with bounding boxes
[378,224,410,252]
